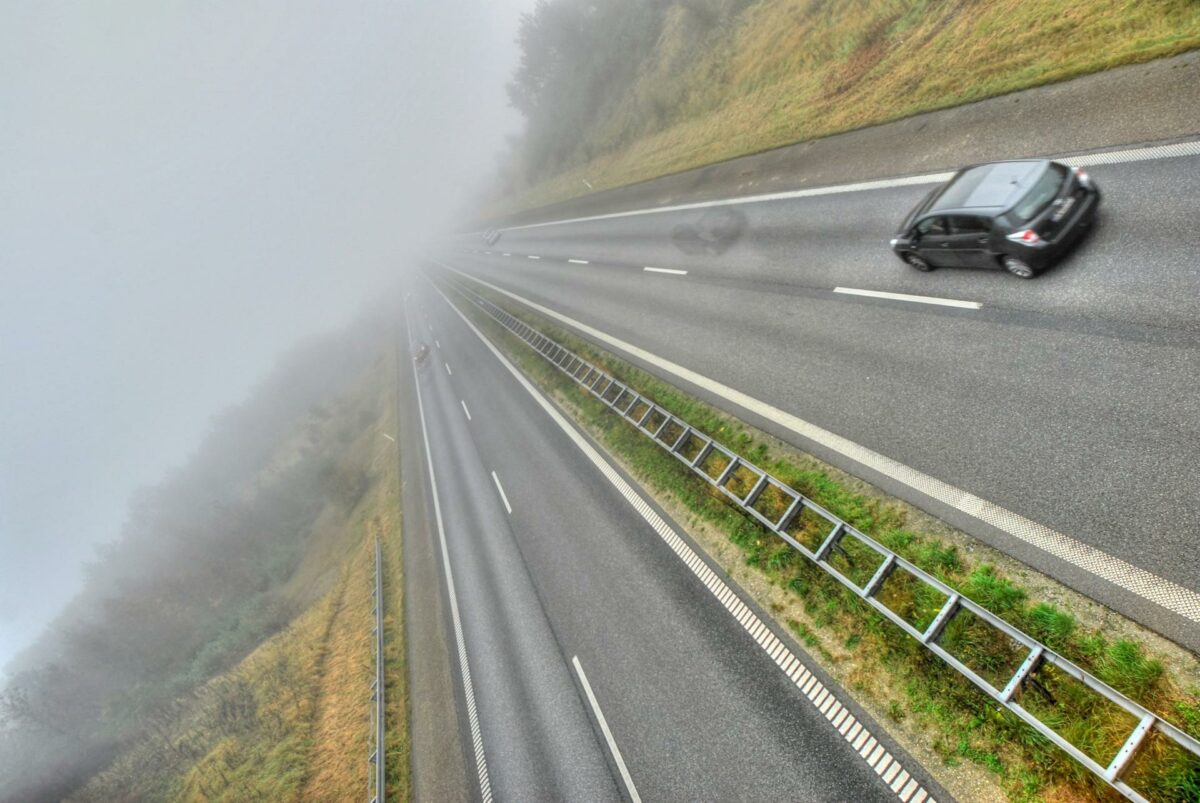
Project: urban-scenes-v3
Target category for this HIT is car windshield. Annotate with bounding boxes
[1011,163,1067,221]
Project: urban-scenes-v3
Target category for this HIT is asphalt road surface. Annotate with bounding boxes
[438,142,1200,652]
[399,282,946,801]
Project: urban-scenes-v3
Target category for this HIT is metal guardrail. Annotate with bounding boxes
[369,536,386,803]
[447,276,1200,802]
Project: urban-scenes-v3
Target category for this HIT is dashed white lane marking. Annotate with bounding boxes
[432,281,936,803]
[435,263,1200,625]
[528,254,541,259]
[572,656,642,803]
[404,301,493,802]
[568,258,590,264]
[461,400,472,421]
[444,362,452,376]
[833,286,982,310]
[436,339,441,348]
[490,470,512,515]
[502,252,512,256]
[643,266,688,275]
[483,138,1200,234]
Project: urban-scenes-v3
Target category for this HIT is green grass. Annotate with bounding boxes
[496,0,1200,215]
[447,278,1200,802]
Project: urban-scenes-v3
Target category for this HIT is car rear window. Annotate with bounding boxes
[1011,164,1067,222]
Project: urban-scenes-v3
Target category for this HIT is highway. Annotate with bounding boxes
[398,281,945,801]
[437,140,1200,651]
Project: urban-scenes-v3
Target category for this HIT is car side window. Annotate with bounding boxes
[948,215,990,234]
[915,216,947,236]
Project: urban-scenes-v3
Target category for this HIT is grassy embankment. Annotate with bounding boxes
[70,351,409,802]
[441,277,1200,802]
[501,0,1200,214]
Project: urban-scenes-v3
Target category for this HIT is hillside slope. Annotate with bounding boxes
[498,0,1200,212]
[61,349,408,802]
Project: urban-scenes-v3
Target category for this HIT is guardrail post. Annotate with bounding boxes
[370,536,385,803]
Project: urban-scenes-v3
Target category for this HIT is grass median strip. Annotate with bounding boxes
[438,274,1200,802]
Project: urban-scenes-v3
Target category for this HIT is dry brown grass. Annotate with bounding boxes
[297,533,375,800]
[498,0,1200,214]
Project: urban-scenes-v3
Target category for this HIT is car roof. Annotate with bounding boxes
[924,160,1049,217]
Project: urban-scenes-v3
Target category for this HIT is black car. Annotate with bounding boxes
[890,160,1099,278]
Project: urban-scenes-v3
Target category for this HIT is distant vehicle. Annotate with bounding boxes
[890,160,1099,278]
[413,343,430,367]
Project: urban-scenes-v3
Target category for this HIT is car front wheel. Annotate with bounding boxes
[1002,256,1036,279]
[904,254,933,272]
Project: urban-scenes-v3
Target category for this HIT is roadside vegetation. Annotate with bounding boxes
[0,317,408,802]
[495,0,1200,214]
[443,277,1200,802]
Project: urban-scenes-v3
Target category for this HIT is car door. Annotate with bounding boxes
[945,215,995,268]
[913,216,956,267]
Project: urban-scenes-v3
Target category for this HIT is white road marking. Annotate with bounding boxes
[833,287,982,310]
[643,266,688,275]
[434,263,1200,625]
[404,300,493,802]
[381,433,395,442]
[528,255,541,259]
[482,138,1200,234]
[432,279,936,802]
[502,252,511,256]
[485,251,492,254]
[571,656,642,803]
[491,470,512,514]
[436,339,441,348]
[461,400,472,421]
[444,362,452,376]
[568,259,590,264]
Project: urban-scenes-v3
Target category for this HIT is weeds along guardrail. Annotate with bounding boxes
[369,536,385,803]
[444,276,1200,802]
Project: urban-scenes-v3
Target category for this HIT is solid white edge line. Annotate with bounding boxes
[496,172,954,232]
[643,266,688,275]
[474,138,1200,235]
[432,262,1200,625]
[404,299,493,802]
[429,279,935,802]
[461,399,472,421]
[568,258,590,264]
[444,362,452,376]
[832,286,982,310]
[491,470,513,515]
[571,656,643,803]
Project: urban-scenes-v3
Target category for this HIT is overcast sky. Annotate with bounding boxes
[0,0,532,667]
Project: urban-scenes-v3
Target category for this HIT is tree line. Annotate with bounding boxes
[503,0,754,189]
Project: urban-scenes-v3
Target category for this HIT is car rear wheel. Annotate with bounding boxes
[904,254,933,272]
[1003,256,1036,279]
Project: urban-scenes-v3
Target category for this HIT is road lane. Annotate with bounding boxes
[463,150,1200,333]
[413,279,948,801]
[432,253,1200,651]
[405,296,621,802]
